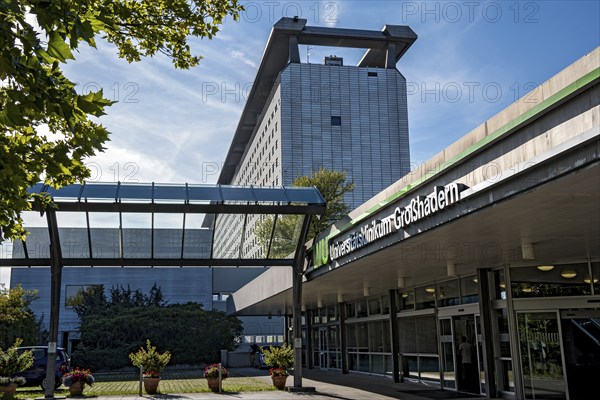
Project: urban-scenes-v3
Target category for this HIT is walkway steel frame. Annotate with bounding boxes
[1,182,326,398]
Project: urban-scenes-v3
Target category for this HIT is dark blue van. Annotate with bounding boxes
[14,346,71,390]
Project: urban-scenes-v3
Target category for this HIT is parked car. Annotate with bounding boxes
[13,346,71,390]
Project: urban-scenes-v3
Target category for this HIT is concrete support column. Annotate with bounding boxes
[291,215,311,389]
[292,266,303,387]
[386,43,396,68]
[284,314,290,344]
[339,302,348,374]
[477,269,497,398]
[306,309,313,369]
[44,209,63,399]
[289,36,300,63]
[389,289,401,383]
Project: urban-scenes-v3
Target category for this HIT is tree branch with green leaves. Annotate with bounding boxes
[254,168,355,257]
[0,0,243,240]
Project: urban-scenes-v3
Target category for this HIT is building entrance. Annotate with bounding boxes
[440,312,483,394]
[519,309,600,400]
[560,309,600,400]
[318,328,328,368]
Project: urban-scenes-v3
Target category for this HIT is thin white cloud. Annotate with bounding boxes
[230,50,258,68]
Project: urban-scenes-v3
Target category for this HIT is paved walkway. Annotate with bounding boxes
[86,367,498,400]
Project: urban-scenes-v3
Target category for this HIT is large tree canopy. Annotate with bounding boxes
[0,0,242,240]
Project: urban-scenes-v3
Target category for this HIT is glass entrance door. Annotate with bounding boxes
[440,314,483,394]
[318,328,328,369]
[517,311,566,400]
[453,314,481,394]
[560,309,600,400]
[440,318,456,389]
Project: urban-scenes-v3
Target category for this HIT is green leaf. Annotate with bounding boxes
[47,31,75,62]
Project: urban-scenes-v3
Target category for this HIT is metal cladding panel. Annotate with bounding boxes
[278,63,411,210]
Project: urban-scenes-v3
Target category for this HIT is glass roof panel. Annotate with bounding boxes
[213,213,244,258]
[81,183,118,201]
[118,184,153,202]
[45,185,82,200]
[56,211,87,228]
[21,227,51,259]
[182,227,212,259]
[153,214,184,258]
[27,183,44,195]
[122,213,152,258]
[56,212,89,258]
[221,186,254,203]
[252,187,289,203]
[187,185,223,203]
[58,227,90,258]
[22,211,48,228]
[249,214,276,259]
[284,187,324,204]
[153,184,187,202]
[184,213,208,229]
[88,213,119,258]
[1,239,13,260]
[15,212,49,259]
[269,214,303,259]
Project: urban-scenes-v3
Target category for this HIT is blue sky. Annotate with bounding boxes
[0,1,599,285]
[56,0,599,185]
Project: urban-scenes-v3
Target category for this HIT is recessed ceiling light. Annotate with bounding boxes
[425,287,435,293]
[537,265,555,272]
[522,287,533,293]
[584,276,599,284]
[561,270,577,279]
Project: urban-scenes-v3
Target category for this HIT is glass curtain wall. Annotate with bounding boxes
[345,294,392,375]
[311,305,341,369]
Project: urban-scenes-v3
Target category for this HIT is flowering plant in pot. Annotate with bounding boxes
[262,343,293,390]
[203,364,229,392]
[62,368,94,396]
[269,367,289,377]
[129,340,171,395]
[203,364,229,379]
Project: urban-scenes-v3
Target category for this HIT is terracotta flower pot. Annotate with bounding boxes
[0,383,19,400]
[206,377,220,392]
[68,381,84,396]
[143,377,160,394]
[271,374,287,390]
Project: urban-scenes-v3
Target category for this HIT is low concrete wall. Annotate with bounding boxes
[220,351,252,368]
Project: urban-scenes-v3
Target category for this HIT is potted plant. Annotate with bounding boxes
[0,339,33,399]
[262,343,293,390]
[203,364,229,393]
[62,367,95,397]
[129,340,171,395]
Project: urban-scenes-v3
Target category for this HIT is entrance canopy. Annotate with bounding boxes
[0,181,326,395]
[1,182,326,268]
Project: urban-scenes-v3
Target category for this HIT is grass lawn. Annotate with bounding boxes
[14,376,275,399]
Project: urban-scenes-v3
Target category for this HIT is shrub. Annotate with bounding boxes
[262,343,293,370]
[0,339,33,377]
[74,303,242,370]
[129,340,171,375]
